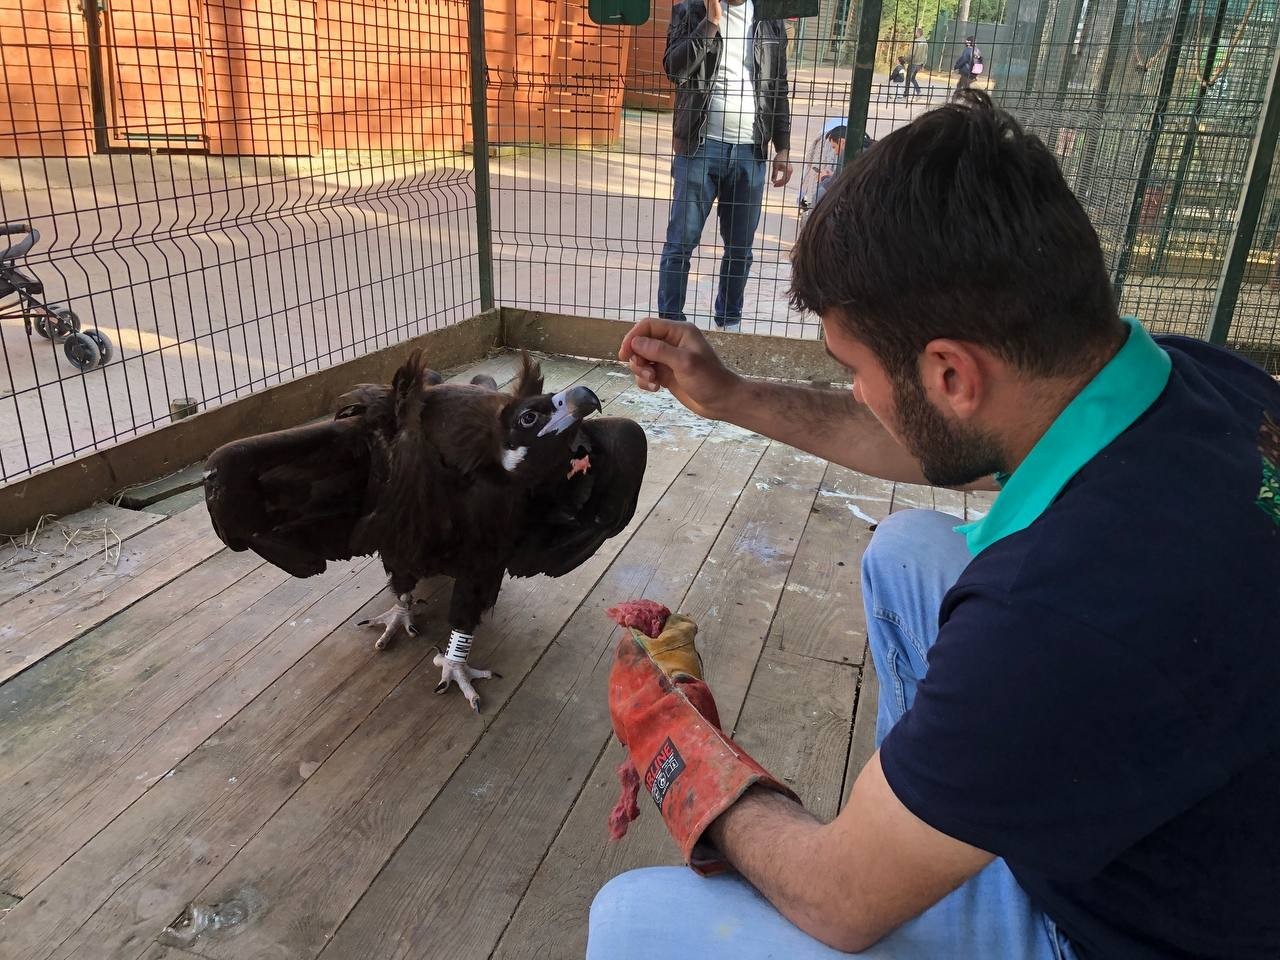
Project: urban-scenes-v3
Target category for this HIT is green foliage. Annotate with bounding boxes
[882,0,947,43]
[877,0,1009,65]
[969,0,1009,23]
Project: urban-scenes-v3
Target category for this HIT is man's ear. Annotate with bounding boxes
[918,339,986,420]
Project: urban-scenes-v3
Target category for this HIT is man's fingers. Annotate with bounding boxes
[628,355,658,384]
[618,319,650,361]
[629,334,688,373]
[619,316,682,361]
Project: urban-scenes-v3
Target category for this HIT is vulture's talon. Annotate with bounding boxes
[359,600,416,651]
[433,652,497,712]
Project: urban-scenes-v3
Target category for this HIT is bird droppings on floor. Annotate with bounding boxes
[817,487,891,504]
[160,887,266,947]
[845,503,878,524]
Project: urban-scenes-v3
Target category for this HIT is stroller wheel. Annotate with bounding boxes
[63,332,101,371]
[34,305,81,341]
[83,328,114,366]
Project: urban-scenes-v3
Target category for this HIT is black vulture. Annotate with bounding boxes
[204,351,647,711]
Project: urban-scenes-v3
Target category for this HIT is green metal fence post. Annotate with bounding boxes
[1021,0,1053,91]
[1206,39,1280,345]
[842,0,884,165]
[1054,0,1090,102]
[469,0,496,312]
[1073,0,1131,199]
[1152,0,1230,272]
[1111,0,1195,301]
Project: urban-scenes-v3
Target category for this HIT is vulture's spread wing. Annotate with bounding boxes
[204,417,377,577]
[506,417,648,579]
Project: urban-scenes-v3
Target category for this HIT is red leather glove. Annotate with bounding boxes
[605,601,800,875]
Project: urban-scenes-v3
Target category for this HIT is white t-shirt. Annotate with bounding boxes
[705,0,755,145]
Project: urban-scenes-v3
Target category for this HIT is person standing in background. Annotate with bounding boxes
[657,0,794,331]
[954,36,979,93]
[905,27,928,100]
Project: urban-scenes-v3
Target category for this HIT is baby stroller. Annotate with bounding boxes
[1,222,112,371]
[797,117,875,213]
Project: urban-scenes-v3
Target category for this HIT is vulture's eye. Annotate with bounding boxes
[518,409,540,429]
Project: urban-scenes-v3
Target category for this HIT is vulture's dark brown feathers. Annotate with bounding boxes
[204,351,647,710]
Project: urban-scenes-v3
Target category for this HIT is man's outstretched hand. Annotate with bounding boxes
[618,318,743,420]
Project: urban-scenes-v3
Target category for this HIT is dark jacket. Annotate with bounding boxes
[663,0,791,157]
[954,45,976,75]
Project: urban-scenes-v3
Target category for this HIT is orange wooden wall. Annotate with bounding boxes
[624,1,673,112]
[0,0,632,158]
[485,0,631,146]
[0,0,94,156]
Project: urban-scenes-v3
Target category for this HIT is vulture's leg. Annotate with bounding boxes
[433,572,504,712]
[359,573,420,651]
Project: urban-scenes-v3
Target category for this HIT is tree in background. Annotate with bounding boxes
[879,0,1009,68]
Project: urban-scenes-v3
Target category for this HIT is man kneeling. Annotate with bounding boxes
[591,92,1280,959]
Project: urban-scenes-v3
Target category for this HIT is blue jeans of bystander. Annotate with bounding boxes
[657,139,766,327]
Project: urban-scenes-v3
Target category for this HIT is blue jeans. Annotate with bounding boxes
[657,139,766,326]
[586,510,1078,960]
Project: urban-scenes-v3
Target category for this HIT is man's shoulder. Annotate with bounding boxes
[957,345,1279,647]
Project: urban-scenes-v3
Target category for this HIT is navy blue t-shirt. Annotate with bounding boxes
[880,336,1280,959]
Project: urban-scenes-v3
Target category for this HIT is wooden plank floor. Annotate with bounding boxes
[0,352,997,960]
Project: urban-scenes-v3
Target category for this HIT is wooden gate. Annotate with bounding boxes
[98,0,207,149]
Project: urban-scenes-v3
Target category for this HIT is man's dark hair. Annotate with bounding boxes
[825,125,847,143]
[790,91,1120,381]
[965,35,975,42]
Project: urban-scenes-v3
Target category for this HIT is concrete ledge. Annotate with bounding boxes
[0,311,502,535]
[499,308,850,384]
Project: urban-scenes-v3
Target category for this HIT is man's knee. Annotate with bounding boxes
[861,508,965,585]
[590,867,679,920]
[588,868,688,959]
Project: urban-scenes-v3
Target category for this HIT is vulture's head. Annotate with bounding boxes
[390,351,601,484]
[498,355,601,482]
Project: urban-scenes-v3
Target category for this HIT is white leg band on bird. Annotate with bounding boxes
[434,628,499,712]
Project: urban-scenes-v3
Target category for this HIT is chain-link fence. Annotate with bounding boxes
[2,0,1278,487]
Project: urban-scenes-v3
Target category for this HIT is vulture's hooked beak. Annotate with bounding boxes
[538,385,602,437]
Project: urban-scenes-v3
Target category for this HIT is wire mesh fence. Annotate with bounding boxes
[995,0,1280,363]
[487,3,860,338]
[2,0,1279,489]
[0,0,480,485]
[486,0,1280,364]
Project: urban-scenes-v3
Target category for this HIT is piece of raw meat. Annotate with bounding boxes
[606,599,671,638]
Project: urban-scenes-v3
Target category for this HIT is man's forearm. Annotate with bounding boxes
[719,378,931,484]
[707,787,870,951]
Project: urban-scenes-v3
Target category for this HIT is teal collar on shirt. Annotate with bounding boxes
[955,316,1172,556]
